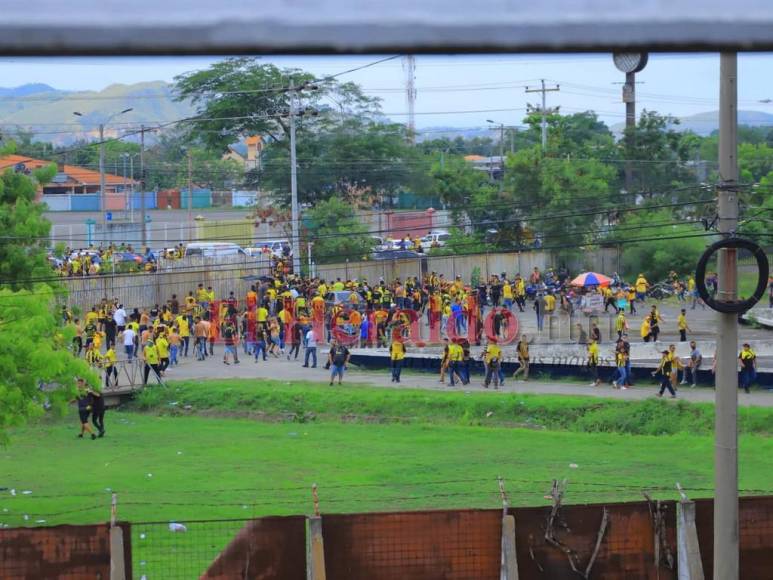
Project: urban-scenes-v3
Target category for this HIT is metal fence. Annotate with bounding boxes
[4,496,773,579]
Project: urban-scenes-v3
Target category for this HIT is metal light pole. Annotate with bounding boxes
[714,51,740,580]
[73,108,132,226]
[289,82,302,275]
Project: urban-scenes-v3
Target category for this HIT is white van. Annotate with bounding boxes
[420,231,451,250]
[184,242,246,258]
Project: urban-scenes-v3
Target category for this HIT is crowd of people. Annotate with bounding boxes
[66,264,762,420]
[51,243,188,277]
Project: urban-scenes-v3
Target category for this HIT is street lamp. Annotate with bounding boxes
[73,108,133,223]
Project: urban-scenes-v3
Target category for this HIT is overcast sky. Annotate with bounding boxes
[1,53,772,130]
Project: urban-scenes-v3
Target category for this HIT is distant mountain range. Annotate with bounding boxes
[420,110,773,142]
[612,110,773,136]
[0,82,195,145]
[2,80,772,147]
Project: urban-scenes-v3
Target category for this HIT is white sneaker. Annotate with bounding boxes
[620,386,628,390]
[679,381,687,385]
[589,382,597,387]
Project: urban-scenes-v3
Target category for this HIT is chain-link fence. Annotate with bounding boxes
[131,516,307,579]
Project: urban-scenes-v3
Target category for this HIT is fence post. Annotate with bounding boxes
[308,484,327,580]
[109,493,126,580]
[498,478,519,580]
[677,485,705,580]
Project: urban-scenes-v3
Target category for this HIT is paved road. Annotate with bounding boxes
[162,350,773,407]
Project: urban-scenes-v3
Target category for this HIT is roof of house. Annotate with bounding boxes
[0,154,137,187]
[227,143,248,158]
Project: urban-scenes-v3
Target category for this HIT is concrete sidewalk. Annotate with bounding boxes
[164,351,773,407]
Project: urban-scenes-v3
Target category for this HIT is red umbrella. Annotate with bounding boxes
[570,272,612,287]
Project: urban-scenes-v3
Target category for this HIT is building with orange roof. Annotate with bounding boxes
[0,154,137,196]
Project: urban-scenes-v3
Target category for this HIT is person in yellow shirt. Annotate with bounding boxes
[635,274,649,302]
[514,277,526,312]
[389,338,406,383]
[502,281,513,310]
[85,342,102,368]
[587,339,600,386]
[738,343,757,393]
[156,334,170,375]
[544,292,556,314]
[103,345,117,388]
[142,340,161,385]
[257,304,269,333]
[332,278,345,292]
[640,317,651,342]
[626,287,637,315]
[196,283,209,305]
[512,335,530,381]
[446,339,465,386]
[677,308,690,342]
[483,339,503,389]
[615,311,627,340]
[175,315,191,357]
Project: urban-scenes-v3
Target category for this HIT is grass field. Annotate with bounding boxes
[2,379,772,576]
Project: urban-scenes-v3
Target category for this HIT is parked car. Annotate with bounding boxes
[184,242,247,258]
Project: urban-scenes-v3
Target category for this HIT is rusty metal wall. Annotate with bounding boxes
[200,516,307,580]
[0,522,130,580]
[321,508,502,580]
[693,495,773,579]
[511,500,678,580]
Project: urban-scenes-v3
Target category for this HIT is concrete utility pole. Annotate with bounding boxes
[714,52,740,580]
[486,119,506,191]
[98,123,106,220]
[624,72,636,191]
[288,82,302,275]
[402,55,417,144]
[187,150,193,243]
[525,79,560,150]
[140,124,147,247]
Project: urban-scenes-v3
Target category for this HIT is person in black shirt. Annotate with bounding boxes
[654,350,676,398]
[490,277,502,308]
[590,323,601,344]
[328,339,350,386]
[75,379,97,440]
[90,387,106,438]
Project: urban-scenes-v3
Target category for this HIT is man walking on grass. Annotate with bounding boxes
[328,338,350,386]
[512,335,530,381]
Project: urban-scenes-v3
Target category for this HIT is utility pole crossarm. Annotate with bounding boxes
[525,79,560,150]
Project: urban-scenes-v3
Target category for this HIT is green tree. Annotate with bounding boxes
[260,119,419,206]
[0,145,56,290]
[0,287,97,444]
[615,208,707,280]
[622,110,698,196]
[306,198,373,264]
[144,129,243,191]
[503,144,616,250]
